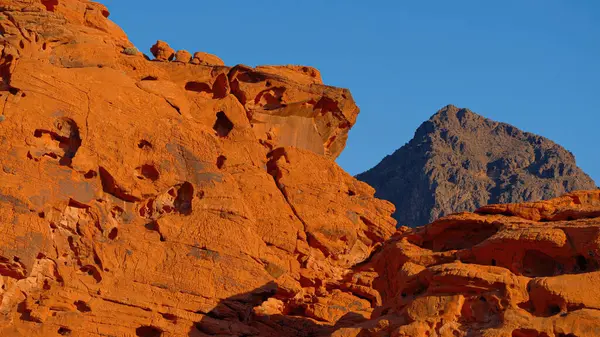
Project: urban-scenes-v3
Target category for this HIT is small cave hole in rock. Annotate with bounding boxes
[212,73,229,98]
[41,0,59,11]
[137,164,160,181]
[175,182,194,215]
[83,170,97,179]
[19,40,25,49]
[145,221,165,242]
[213,111,233,137]
[138,139,152,149]
[74,300,91,312]
[161,313,177,322]
[80,265,102,283]
[141,76,158,81]
[135,326,163,337]
[216,155,226,169]
[522,250,559,277]
[576,255,588,272]
[58,327,71,335]
[108,227,118,240]
[512,330,550,337]
[347,190,356,196]
[491,259,497,266]
[48,117,82,166]
[548,304,561,316]
[184,81,212,94]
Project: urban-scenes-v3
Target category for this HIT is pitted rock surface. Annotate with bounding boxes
[0,2,599,337]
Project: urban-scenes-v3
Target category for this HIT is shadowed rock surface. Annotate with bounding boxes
[1,2,600,337]
[357,105,596,227]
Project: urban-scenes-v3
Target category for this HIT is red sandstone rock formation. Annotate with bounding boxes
[337,190,600,337]
[0,1,388,336]
[0,1,598,337]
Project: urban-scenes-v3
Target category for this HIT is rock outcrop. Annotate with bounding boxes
[336,190,600,337]
[0,1,390,336]
[357,105,596,227]
[1,2,599,337]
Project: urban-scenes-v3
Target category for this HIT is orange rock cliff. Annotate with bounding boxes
[0,1,599,337]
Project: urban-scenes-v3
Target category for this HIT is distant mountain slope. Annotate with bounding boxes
[357,105,597,227]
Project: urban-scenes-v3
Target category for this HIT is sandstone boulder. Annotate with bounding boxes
[191,51,225,66]
[150,40,175,61]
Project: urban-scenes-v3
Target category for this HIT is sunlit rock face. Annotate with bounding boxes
[0,2,598,337]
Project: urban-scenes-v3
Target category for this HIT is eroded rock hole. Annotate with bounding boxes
[141,76,158,81]
[138,139,152,149]
[108,227,118,240]
[512,329,550,337]
[32,118,81,166]
[74,300,91,312]
[255,87,286,110]
[80,265,102,283]
[213,111,233,137]
[216,155,226,169]
[145,221,165,242]
[548,304,561,316]
[135,326,163,337]
[58,327,71,335]
[98,167,140,202]
[314,96,341,114]
[56,118,82,165]
[576,255,588,272]
[136,164,160,181]
[522,250,558,277]
[212,73,228,99]
[161,313,177,322]
[41,0,59,11]
[83,170,97,179]
[174,182,194,215]
[184,81,212,94]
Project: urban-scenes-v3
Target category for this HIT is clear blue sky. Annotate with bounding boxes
[104,0,599,183]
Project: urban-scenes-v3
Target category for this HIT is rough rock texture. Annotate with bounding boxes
[0,1,390,336]
[2,2,600,337]
[357,105,596,227]
[335,190,600,337]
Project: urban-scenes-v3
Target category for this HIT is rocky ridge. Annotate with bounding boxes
[357,105,596,227]
[0,1,599,337]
